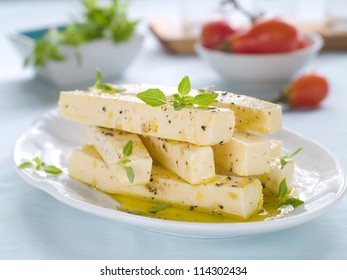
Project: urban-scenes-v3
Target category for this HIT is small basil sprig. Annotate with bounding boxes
[34,156,42,170]
[91,69,124,93]
[280,147,302,168]
[117,140,135,183]
[19,156,62,175]
[137,76,218,110]
[148,203,171,214]
[278,178,304,207]
[118,203,172,216]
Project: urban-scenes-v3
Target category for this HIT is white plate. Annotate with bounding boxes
[13,109,346,238]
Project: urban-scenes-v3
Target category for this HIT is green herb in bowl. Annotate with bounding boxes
[25,0,139,68]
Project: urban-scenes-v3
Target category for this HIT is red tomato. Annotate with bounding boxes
[294,35,310,50]
[200,20,235,49]
[283,73,329,108]
[231,18,299,54]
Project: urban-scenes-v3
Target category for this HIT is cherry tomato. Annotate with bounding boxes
[231,18,299,54]
[200,20,235,49]
[282,73,329,108]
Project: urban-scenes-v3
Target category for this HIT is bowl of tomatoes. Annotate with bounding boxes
[195,17,323,101]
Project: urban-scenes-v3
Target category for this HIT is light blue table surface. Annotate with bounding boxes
[0,0,346,260]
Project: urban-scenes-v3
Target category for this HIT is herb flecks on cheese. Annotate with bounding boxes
[69,145,263,220]
[213,130,277,176]
[85,126,152,185]
[213,91,282,134]
[83,83,282,134]
[59,90,235,145]
[141,135,215,184]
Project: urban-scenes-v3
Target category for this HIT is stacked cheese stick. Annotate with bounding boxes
[58,85,294,220]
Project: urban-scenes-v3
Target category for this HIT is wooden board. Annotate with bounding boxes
[301,22,347,51]
[149,18,196,55]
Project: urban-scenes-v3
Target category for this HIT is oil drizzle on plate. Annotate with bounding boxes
[111,194,287,223]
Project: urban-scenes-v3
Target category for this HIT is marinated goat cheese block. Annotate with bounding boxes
[259,159,295,195]
[213,130,280,176]
[213,91,282,134]
[69,145,263,220]
[140,135,215,184]
[85,125,152,185]
[59,90,235,145]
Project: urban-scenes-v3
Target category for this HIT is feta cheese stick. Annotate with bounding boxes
[59,90,235,145]
[140,135,215,184]
[69,145,263,220]
[104,85,282,134]
[270,140,283,158]
[213,130,282,176]
[84,125,152,185]
[213,91,282,134]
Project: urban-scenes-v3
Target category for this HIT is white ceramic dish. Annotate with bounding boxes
[13,109,346,238]
[9,26,143,88]
[195,32,323,101]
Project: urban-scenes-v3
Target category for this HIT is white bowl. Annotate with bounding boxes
[9,26,144,88]
[195,32,323,100]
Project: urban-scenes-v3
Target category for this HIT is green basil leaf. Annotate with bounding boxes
[95,84,119,91]
[183,95,194,105]
[118,159,131,165]
[34,156,42,170]
[117,207,145,216]
[287,147,303,159]
[149,203,171,214]
[280,197,304,208]
[137,89,167,107]
[173,93,182,102]
[281,147,302,168]
[18,162,34,169]
[124,166,135,183]
[173,100,185,111]
[178,75,191,96]
[280,157,288,168]
[92,68,123,92]
[192,93,218,106]
[44,165,62,174]
[94,68,102,86]
[26,28,66,68]
[278,178,288,198]
[198,88,207,93]
[198,87,215,94]
[123,140,133,157]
